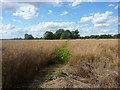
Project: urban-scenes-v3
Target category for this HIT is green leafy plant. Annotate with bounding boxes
[55,69,67,78]
[39,84,42,88]
[45,73,51,80]
[55,42,71,64]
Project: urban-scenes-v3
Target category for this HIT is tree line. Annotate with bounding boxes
[23,29,80,40]
[12,29,120,40]
[80,34,120,39]
[44,29,80,39]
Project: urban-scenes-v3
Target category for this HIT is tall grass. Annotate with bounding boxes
[2,40,66,88]
[68,39,118,88]
[69,39,118,67]
[2,39,119,88]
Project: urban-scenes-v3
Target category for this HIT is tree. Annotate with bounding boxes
[44,31,55,39]
[113,34,118,38]
[72,30,80,39]
[85,36,90,39]
[55,29,65,39]
[117,34,120,38]
[90,35,99,39]
[107,35,112,38]
[24,34,34,40]
[35,37,39,39]
[60,30,73,39]
[40,37,43,39]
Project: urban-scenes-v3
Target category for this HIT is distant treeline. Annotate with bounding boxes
[80,34,120,39]
[12,29,120,40]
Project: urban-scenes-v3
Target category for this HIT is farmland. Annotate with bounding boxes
[2,39,119,88]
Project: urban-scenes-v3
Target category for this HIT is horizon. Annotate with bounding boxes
[0,1,119,39]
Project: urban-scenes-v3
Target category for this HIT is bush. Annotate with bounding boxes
[55,42,71,64]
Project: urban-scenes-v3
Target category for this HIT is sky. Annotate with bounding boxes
[0,0,119,39]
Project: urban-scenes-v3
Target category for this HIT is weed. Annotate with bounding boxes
[45,73,52,80]
[39,84,42,88]
[55,69,67,78]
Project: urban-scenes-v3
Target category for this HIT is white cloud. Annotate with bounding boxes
[108,4,114,7]
[60,11,68,16]
[6,24,15,29]
[114,5,118,9]
[1,21,118,39]
[13,5,39,19]
[0,24,15,30]
[48,10,52,14]
[12,19,22,23]
[72,0,95,7]
[101,29,109,33]
[1,2,61,12]
[80,16,93,22]
[100,28,118,35]
[29,22,75,32]
[2,2,23,11]
[92,11,117,27]
[80,11,117,28]
[2,2,42,11]
[114,4,120,9]
[72,0,82,7]
[2,2,62,19]
[2,2,42,19]
[1,22,77,39]
[52,0,63,7]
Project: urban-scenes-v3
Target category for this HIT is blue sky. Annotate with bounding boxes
[0,1,119,39]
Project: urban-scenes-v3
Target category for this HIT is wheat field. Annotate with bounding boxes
[2,39,119,88]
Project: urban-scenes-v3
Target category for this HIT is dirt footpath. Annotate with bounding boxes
[41,64,118,88]
[16,63,118,88]
[42,65,92,88]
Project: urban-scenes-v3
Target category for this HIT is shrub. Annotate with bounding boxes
[55,42,71,64]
